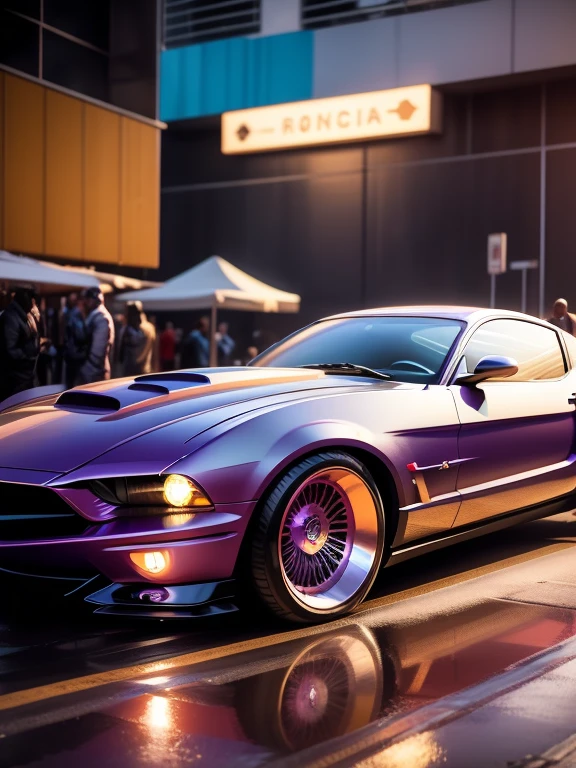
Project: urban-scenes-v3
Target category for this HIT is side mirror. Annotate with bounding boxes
[455,355,519,385]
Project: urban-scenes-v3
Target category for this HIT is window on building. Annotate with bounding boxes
[301,0,484,31]
[462,320,566,382]
[164,0,261,47]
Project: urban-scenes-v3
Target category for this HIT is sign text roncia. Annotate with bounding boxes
[222,85,442,155]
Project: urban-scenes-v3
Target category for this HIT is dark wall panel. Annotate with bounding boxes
[366,153,540,313]
[0,10,39,76]
[43,29,108,102]
[162,128,364,188]
[471,85,541,153]
[109,0,158,119]
[546,148,576,313]
[546,78,576,146]
[161,171,363,339]
[44,0,110,50]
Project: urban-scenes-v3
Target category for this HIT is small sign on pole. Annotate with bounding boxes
[487,233,507,275]
[487,233,507,308]
[510,259,538,313]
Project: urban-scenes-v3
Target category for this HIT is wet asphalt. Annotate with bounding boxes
[2,511,576,767]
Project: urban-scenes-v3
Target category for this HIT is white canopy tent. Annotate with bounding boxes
[62,265,161,295]
[0,251,101,294]
[0,251,161,296]
[116,255,301,365]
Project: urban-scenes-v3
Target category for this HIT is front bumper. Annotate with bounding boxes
[0,498,255,585]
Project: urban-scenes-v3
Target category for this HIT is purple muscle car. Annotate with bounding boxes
[1,306,575,623]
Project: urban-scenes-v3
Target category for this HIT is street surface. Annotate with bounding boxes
[2,511,576,767]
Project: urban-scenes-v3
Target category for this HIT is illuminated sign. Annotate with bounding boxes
[222,84,442,154]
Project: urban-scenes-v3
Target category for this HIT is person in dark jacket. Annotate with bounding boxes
[182,316,210,368]
[63,292,88,389]
[0,288,40,401]
[77,287,115,384]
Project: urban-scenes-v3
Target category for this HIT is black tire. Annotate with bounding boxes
[251,451,386,623]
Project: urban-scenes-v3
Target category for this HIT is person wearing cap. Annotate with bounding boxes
[77,287,115,384]
[547,299,576,336]
[0,288,41,401]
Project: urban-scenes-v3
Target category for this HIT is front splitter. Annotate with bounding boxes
[85,579,239,619]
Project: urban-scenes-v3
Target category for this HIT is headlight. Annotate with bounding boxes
[163,474,195,507]
[90,474,213,510]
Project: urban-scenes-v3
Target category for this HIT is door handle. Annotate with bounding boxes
[569,393,576,406]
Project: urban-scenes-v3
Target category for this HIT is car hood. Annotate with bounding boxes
[0,368,394,474]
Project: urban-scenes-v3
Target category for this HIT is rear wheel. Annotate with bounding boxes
[251,451,385,623]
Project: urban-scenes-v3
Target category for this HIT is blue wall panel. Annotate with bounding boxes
[160,32,314,121]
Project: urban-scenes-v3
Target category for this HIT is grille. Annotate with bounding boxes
[301,0,484,30]
[164,0,261,47]
[0,483,91,541]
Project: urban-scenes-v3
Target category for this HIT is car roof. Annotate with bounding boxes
[324,305,547,324]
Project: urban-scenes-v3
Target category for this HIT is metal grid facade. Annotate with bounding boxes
[164,0,261,47]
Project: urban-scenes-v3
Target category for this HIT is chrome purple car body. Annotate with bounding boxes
[1,306,576,619]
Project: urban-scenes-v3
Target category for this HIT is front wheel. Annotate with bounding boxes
[251,451,385,623]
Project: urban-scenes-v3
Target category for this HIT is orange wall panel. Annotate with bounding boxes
[45,90,83,259]
[84,104,121,264]
[4,75,45,255]
[120,118,160,268]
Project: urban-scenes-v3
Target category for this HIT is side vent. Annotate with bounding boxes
[55,392,121,412]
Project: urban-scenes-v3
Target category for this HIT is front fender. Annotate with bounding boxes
[167,412,404,507]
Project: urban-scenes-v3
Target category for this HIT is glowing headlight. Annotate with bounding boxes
[163,474,196,507]
[89,474,213,511]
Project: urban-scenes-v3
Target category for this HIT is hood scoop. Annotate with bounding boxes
[56,391,122,413]
[54,373,213,414]
[133,372,211,392]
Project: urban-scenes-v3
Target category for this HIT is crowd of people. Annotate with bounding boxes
[3,284,573,406]
[0,284,261,404]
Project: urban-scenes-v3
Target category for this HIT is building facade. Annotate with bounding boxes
[159,0,576,340]
[0,0,162,269]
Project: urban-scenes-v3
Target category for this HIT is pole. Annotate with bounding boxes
[490,274,496,309]
[538,84,547,318]
[210,301,217,367]
[521,268,527,313]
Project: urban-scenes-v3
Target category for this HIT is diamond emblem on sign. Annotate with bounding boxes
[236,124,250,141]
[388,100,417,121]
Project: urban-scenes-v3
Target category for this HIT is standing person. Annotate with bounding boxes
[182,316,210,368]
[77,287,115,384]
[159,321,176,371]
[63,292,87,389]
[119,302,156,377]
[547,299,576,335]
[215,321,235,366]
[0,288,41,401]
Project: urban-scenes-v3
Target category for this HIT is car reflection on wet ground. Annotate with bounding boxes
[2,513,576,767]
[3,600,576,767]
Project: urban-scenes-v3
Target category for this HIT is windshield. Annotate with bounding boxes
[251,316,464,384]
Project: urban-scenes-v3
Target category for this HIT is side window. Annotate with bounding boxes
[463,320,566,381]
[560,330,576,370]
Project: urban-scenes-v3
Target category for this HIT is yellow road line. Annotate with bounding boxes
[0,540,573,714]
[355,540,575,615]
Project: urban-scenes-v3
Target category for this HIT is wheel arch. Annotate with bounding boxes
[234,441,400,582]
